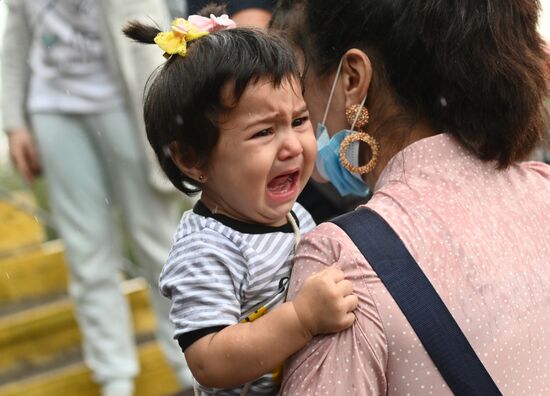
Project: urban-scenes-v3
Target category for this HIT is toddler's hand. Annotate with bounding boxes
[292,266,358,338]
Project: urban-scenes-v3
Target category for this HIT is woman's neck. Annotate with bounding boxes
[364,119,438,188]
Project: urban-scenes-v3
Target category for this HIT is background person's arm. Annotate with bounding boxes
[2,0,41,182]
[2,0,31,134]
[7,129,41,183]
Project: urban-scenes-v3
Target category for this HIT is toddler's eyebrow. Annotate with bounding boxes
[294,105,308,115]
[242,104,309,132]
[245,112,279,126]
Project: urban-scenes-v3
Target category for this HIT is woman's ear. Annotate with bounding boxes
[169,142,207,183]
[341,49,373,108]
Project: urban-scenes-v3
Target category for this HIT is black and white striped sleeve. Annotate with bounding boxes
[160,230,245,348]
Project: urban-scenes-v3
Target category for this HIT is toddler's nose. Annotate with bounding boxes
[278,132,304,160]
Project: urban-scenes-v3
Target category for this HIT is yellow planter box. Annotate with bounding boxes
[0,278,156,374]
[0,341,181,396]
[0,197,46,253]
[0,240,68,304]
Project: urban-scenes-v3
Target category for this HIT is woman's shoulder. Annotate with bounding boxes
[286,216,390,393]
[510,160,550,197]
[299,221,362,260]
[290,220,377,296]
[521,160,550,179]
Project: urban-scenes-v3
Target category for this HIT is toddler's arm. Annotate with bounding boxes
[184,266,358,388]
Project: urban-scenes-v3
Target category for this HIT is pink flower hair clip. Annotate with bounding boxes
[188,14,237,33]
[155,14,236,58]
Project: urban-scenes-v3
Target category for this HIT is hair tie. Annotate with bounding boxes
[155,14,236,58]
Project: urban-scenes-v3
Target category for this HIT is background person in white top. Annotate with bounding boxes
[2,1,192,395]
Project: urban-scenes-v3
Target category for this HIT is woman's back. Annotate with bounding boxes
[282,134,550,394]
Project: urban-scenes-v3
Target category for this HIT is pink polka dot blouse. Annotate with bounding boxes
[282,134,550,395]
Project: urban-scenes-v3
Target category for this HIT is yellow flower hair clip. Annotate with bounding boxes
[155,14,237,58]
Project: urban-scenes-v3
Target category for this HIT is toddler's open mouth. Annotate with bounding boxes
[267,170,299,196]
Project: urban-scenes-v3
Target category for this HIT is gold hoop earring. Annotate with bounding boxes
[339,104,379,175]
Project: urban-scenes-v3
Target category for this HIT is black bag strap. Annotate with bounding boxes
[331,208,502,395]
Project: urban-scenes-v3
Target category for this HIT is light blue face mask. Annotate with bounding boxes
[315,59,371,197]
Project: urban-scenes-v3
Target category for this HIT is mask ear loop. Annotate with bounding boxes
[321,57,344,126]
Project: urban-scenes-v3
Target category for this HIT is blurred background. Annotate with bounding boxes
[0,3,189,396]
[0,1,549,396]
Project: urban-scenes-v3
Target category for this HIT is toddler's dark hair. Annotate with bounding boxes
[124,5,299,195]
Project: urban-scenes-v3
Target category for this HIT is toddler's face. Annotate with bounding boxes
[200,76,316,226]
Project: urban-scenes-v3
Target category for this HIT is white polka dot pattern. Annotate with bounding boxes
[281,134,550,395]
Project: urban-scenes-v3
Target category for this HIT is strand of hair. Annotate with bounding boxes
[122,21,160,45]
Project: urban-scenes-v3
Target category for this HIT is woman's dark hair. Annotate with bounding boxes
[123,5,299,195]
[296,0,549,167]
[269,0,306,50]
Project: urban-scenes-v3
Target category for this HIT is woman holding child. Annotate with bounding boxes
[126,0,549,393]
[277,0,550,394]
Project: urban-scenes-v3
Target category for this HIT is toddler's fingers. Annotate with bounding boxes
[343,294,359,312]
[341,312,356,329]
[336,279,354,296]
[323,265,345,283]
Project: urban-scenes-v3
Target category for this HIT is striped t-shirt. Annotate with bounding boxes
[160,201,315,395]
